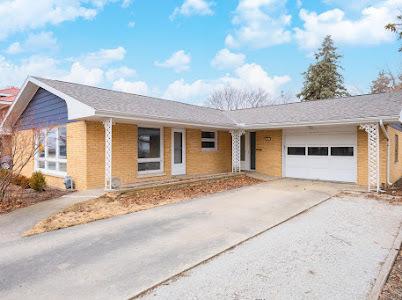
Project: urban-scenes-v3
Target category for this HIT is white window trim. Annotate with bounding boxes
[201,130,218,151]
[137,126,164,175]
[35,126,67,177]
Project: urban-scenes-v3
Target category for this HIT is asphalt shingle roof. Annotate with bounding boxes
[34,77,402,128]
[226,92,402,126]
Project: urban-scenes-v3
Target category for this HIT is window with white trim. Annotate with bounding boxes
[36,126,67,175]
[201,131,217,150]
[138,127,163,173]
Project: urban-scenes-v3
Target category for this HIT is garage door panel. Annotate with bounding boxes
[284,128,357,183]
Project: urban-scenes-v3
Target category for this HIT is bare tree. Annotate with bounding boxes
[205,86,274,110]
[0,119,40,202]
[370,70,402,94]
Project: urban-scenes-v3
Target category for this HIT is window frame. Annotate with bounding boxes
[201,130,218,151]
[35,126,67,177]
[395,134,399,163]
[137,126,164,175]
[307,146,329,156]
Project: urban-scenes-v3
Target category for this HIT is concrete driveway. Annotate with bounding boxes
[144,195,402,300]
[0,179,349,299]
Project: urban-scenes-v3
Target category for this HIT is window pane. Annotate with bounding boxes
[38,131,45,158]
[308,147,328,156]
[47,161,56,170]
[201,131,215,139]
[395,135,399,163]
[59,162,67,172]
[288,147,306,156]
[202,141,215,149]
[38,160,45,169]
[331,147,354,156]
[240,135,245,161]
[138,162,161,172]
[47,128,57,159]
[59,127,67,159]
[138,128,161,159]
[174,132,182,164]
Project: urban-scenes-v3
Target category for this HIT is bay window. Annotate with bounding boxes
[36,126,67,175]
[138,127,163,173]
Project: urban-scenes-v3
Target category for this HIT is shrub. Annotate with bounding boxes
[29,172,46,192]
[13,174,30,188]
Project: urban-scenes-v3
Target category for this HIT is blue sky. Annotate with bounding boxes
[0,0,401,104]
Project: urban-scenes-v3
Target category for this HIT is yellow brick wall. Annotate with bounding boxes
[67,121,87,190]
[186,129,232,175]
[255,130,282,177]
[388,126,402,184]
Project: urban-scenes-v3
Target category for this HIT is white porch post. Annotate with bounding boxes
[360,123,380,192]
[230,129,244,173]
[103,118,113,190]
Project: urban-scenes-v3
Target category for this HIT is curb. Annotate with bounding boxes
[129,194,334,299]
[368,222,402,300]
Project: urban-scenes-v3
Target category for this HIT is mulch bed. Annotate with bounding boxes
[380,250,402,300]
[24,175,262,236]
[0,184,67,214]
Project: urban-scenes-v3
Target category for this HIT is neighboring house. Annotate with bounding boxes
[2,76,402,191]
[0,87,19,121]
[0,87,19,157]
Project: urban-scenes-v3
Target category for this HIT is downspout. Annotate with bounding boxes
[379,120,392,187]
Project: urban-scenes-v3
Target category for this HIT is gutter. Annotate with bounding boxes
[380,120,392,186]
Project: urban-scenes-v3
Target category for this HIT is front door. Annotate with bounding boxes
[241,132,250,170]
[172,128,186,175]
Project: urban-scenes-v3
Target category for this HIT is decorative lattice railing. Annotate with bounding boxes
[103,118,113,190]
[230,129,245,173]
[360,123,379,192]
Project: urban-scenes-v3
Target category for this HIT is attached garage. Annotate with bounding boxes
[283,126,357,182]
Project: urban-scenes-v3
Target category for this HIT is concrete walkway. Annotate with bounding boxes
[0,189,104,245]
[0,179,345,299]
[143,195,402,300]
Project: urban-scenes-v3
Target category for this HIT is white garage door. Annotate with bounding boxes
[284,126,357,182]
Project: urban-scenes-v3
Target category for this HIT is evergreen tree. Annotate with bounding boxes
[298,35,349,101]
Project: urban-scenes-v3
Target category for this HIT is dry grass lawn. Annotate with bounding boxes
[24,175,262,236]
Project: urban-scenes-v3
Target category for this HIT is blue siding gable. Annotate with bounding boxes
[18,88,68,130]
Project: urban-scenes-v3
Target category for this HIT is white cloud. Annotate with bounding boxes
[128,21,135,28]
[5,31,58,55]
[0,0,132,41]
[62,62,104,86]
[0,0,97,41]
[105,66,136,81]
[6,42,23,55]
[112,78,148,95]
[163,79,213,102]
[121,0,133,8]
[25,31,58,51]
[225,0,292,49]
[170,0,214,20]
[0,55,62,87]
[77,46,126,67]
[155,50,191,73]
[294,0,401,49]
[211,48,246,70]
[163,62,291,103]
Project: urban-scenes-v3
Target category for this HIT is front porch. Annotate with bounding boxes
[100,118,385,192]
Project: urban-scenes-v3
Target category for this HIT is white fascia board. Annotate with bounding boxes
[240,116,400,130]
[29,77,95,120]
